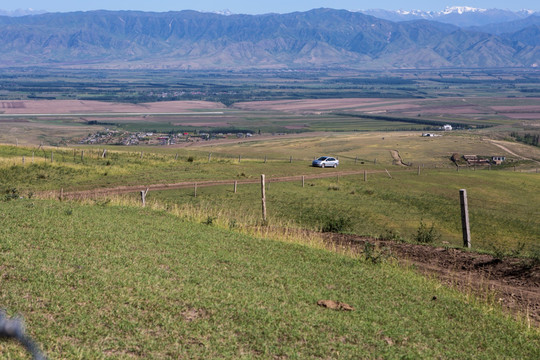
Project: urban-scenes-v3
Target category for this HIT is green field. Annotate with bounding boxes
[1,199,538,359]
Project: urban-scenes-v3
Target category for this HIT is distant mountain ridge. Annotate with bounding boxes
[359,7,537,27]
[0,8,538,69]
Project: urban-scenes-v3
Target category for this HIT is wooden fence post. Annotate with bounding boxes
[364,170,367,182]
[175,153,178,161]
[459,189,471,248]
[264,155,267,164]
[234,181,237,194]
[194,183,197,198]
[302,176,305,188]
[238,155,241,163]
[261,174,267,223]
[208,153,212,162]
[140,190,146,207]
[59,188,64,201]
[417,165,421,175]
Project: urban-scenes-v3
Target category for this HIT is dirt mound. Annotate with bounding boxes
[325,233,540,326]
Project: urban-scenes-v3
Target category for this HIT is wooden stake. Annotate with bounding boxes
[234,181,237,194]
[460,189,471,248]
[238,155,241,163]
[60,188,64,201]
[302,176,305,188]
[194,183,197,198]
[208,153,212,162]
[261,174,267,223]
[175,153,178,161]
[417,165,421,175]
[140,190,146,207]
[364,170,367,182]
[264,155,267,164]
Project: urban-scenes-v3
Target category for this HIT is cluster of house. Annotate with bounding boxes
[79,130,255,146]
[464,154,506,165]
[422,124,453,137]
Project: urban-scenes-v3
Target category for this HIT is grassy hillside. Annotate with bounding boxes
[0,199,538,359]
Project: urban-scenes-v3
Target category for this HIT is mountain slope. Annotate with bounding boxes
[0,9,536,69]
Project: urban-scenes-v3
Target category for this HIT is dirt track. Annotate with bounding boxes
[60,169,384,199]
[327,234,540,326]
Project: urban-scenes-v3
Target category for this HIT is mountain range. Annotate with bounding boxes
[359,6,537,27]
[0,8,538,70]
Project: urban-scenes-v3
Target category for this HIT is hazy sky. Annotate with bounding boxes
[1,1,539,13]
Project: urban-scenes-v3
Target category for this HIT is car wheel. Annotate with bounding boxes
[321,163,325,168]
[333,163,337,168]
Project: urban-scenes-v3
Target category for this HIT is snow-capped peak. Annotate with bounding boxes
[442,6,487,15]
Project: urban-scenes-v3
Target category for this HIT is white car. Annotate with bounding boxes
[312,156,339,168]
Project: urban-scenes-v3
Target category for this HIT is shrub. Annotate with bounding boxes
[321,215,351,233]
[415,220,440,244]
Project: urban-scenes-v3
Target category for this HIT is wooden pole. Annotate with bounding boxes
[459,189,471,248]
[208,153,212,162]
[417,165,421,175]
[60,188,64,201]
[302,176,305,188]
[175,153,178,161]
[261,174,267,223]
[364,170,367,182]
[264,155,267,164]
[234,181,237,194]
[194,183,197,198]
[140,190,146,207]
[238,155,241,163]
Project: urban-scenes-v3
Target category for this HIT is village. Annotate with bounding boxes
[78,129,254,146]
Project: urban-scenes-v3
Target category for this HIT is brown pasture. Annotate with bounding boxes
[0,100,225,114]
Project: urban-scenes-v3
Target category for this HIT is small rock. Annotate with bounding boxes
[317,300,355,311]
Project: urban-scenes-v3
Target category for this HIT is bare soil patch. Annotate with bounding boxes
[326,233,540,326]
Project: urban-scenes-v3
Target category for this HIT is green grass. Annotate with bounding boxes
[146,169,540,255]
[1,199,538,359]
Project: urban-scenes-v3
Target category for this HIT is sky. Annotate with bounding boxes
[0,1,538,14]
